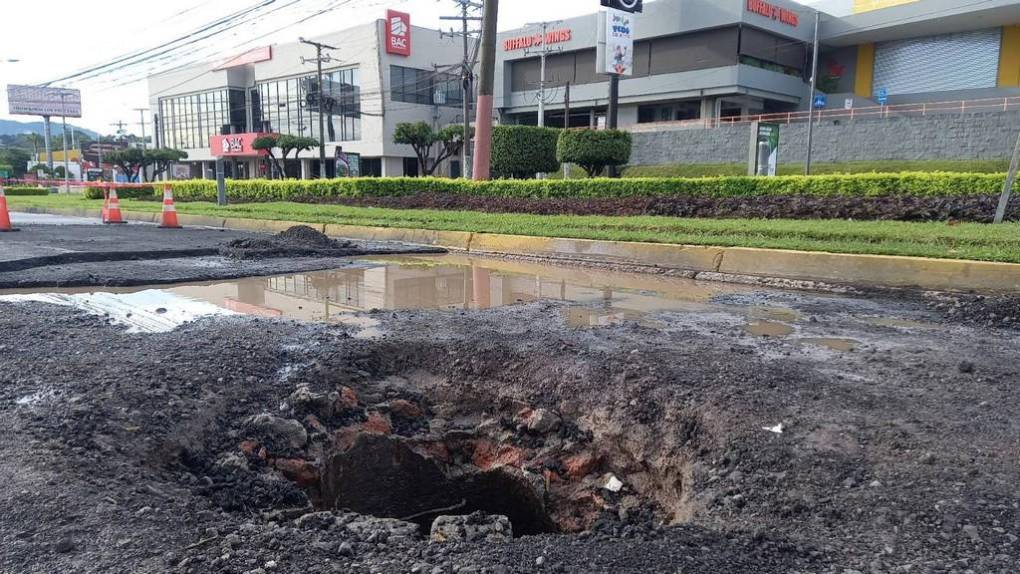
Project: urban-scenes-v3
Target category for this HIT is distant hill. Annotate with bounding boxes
[0,118,98,138]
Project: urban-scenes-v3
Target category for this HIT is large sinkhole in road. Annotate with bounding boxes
[319,434,555,536]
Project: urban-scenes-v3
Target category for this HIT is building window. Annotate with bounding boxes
[257,67,361,143]
[391,65,463,107]
[157,88,244,150]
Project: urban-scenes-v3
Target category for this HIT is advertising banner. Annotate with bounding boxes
[335,148,361,177]
[7,85,82,118]
[386,10,412,56]
[605,8,634,76]
[749,122,780,177]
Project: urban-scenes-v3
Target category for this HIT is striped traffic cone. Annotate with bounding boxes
[158,185,182,229]
[0,185,16,232]
[103,188,126,225]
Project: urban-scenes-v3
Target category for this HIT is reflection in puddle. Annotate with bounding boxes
[745,320,796,338]
[800,338,860,352]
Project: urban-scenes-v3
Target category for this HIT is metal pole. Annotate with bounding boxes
[43,116,55,193]
[805,10,820,176]
[607,74,620,178]
[316,48,326,178]
[994,132,1020,224]
[471,0,498,181]
[135,109,148,150]
[216,159,227,206]
[62,115,69,193]
[538,23,547,128]
[461,1,474,179]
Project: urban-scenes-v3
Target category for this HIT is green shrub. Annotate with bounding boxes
[155,172,1005,204]
[624,159,1013,178]
[3,186,50,196]
[83,186,157,200]
[557,129,633,177]
[491,125,561,178]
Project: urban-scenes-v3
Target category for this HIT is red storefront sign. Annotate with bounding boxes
[214,46,273,71]
[746,0,800,27]
[386,10,411,56]
[210,133,271,157]
[503,29,573,51]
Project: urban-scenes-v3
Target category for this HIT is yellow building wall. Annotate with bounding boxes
[853,0,919,13]
[1000,25,1020,87]
[854,43,875,98]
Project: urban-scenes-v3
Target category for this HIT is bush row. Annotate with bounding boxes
[166,172,1007,203]
[83,186,157,200]
[3,186,50,196]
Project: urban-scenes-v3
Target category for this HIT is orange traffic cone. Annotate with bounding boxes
[104,188,126,225]
[0,185,16,232]
[158,185,182,229]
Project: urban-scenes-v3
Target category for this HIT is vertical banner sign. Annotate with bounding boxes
[750,122,781,176]
[605,8,634,75]
[386,10,412,56]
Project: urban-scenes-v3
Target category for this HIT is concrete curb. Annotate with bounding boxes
[14,205,1020,293]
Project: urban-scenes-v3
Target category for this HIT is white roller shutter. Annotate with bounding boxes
[872,29,1002,95]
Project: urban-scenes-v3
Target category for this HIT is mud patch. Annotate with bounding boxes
[219,225,358,259]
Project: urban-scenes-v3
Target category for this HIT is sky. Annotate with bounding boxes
[0,0,823,135]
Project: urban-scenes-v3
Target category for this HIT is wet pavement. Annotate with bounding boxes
[0,254,944,348]
[9,212,108,226]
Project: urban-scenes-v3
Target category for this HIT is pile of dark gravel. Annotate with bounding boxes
[930,293,1020,329]
[219,225,357,259]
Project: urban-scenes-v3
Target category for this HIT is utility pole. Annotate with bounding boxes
[441,1,482,179]
[59,93,70,193]
[134,108,149,150]
[471,0,498,181]
[994,132,1020,224]
[525,21,563,128]
[300,37,337,179]
[43,116,53,191]
[805,10,821,176]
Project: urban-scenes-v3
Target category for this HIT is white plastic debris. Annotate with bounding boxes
[604,474,624,493]
[763,423,784,434]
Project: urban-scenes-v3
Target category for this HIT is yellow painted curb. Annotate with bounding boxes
[468,233,726,273]
[718,247,1020,292]
[322,224,473,250]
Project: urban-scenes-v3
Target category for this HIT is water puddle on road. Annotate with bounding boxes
[0,254,934,344]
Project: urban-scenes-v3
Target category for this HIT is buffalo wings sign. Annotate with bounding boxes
[746,0,800,27]
[503,29,573,52]
[386,10,411,56]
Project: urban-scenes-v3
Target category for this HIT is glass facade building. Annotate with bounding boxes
[255,67,362,142]
[390,65,463,107]
[158,89,246,150]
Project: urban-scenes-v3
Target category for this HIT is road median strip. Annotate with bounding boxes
[12,202,1020,293]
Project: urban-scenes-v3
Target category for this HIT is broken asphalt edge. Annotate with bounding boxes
[15,206,1020,294]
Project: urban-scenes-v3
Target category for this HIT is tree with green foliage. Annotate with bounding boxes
[393,122,467,177]
[0,148,31,178]
[491,125,561,179]
[252,134,318,179]
[105,148,146,182]
[556,129,632,178]
[144,148,188,181]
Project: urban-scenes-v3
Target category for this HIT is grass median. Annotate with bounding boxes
[10,194,1020,264]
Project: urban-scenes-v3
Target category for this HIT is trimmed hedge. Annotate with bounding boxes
[557,129,632,177]
[83,186,157,200]
[491,125,561,178]
[165,172,1007,203]
[3,186,50,196]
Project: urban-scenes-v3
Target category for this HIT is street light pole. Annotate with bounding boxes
[805,10,821,176]
[300,37,337,179]
[471,0,498,181]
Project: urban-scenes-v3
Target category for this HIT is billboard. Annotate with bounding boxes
[210,133,271,157]
[749,122,781,177]
[601,0,643,13]
[7,85,82,118]
[605,8,635,75]
[386,10,411,56]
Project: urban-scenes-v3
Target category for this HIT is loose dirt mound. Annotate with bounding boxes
[219,225,358,259]
[930,293,1020,328]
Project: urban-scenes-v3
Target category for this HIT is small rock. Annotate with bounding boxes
[338,541,355,557]
[224,534,242,549]
[958,361,976,374]
[431,512,512,543]
[603,474,624,493]
[53,536,75,553]
[962,525,981,542]
[536,556,546,567]
[525,409,561,434]
[244,414,307,451]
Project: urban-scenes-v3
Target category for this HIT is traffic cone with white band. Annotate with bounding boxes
[158,185,182,229]
[103,188,126,224]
